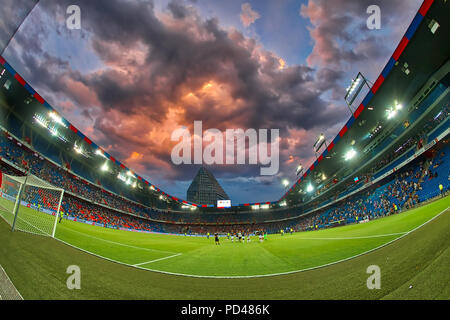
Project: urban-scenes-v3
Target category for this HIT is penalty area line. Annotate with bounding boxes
[60,225,180,255]
[133,253,183,267]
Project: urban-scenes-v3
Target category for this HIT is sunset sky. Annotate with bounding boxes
[3,0,423,204]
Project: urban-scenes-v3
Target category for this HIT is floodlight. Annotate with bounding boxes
[48,112,64,126]
[74,144,83,154]
[282,179,289,187]
[344,148,357,161]
[306,184,314,193]
[387,108,397,119]
[296,164,303,176]
[101,162,109,172]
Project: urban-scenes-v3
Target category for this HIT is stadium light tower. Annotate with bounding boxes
[296,164,303,176]
[313,133,328,159]
[344,72,372,116]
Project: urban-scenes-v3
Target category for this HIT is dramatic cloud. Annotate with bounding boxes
[300,0,422,90]
[0,0,39,53]
[240,3,260,27]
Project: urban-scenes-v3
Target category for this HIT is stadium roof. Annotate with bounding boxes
[280,0,449,205]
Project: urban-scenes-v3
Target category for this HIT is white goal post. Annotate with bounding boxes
[0,172,65,238]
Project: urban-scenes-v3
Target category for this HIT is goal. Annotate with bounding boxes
[0,172,65,237]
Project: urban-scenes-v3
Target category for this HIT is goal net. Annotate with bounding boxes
[0,172,64,237]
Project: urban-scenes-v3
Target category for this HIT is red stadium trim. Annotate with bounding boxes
[419,0,434,16]
[14,73,26,86]
[392,36,409,61]
[33,92,45,104]
[318,154,324,163]
[338,125,348,138]
[69,124,78,133]
[327,141,335,152]
[0,56,5,65]
[84,137,92,145]
[353,104,364,119]
[371,75,384,94]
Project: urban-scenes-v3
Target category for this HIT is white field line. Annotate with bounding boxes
[133,253,183,266]
[49,206,449,279]
[294,231,408,240]
[58,223,179,255]
[0,265,24,300]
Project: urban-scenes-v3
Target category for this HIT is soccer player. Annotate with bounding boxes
[231,233,234,243]
[439,183,444,197]
[215,233,220,245]
[247,233,251,243]
[207,232,210,239]
[58,209,64,223]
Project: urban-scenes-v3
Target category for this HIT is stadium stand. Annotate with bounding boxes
[0,95,448,235]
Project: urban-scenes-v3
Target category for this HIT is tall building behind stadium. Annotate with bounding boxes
[187,166,229,206]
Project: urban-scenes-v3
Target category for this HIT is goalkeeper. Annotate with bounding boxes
[58,209,65,223]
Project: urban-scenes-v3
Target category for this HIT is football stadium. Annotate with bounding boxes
[0,0,449,303]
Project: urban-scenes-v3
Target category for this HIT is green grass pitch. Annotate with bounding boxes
[0,195,449,299]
